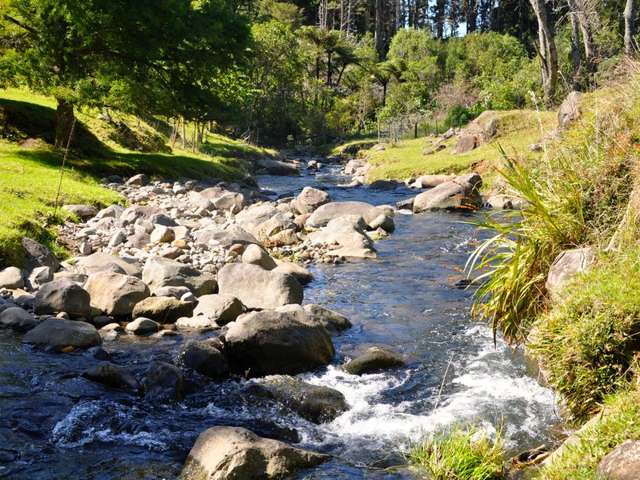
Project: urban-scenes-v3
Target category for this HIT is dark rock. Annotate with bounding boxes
[143,362,184,402]
[34,279,91,318]
[0,307,38,332]
[23,318,101,350]
[83,362,140,392]
[344,346,405,375]
[21,237,59,271]
[179,340,229,379]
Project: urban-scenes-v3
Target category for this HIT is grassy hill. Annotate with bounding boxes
[342,110,557,184]
[0,88,274,267]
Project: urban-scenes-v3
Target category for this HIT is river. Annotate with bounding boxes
[0,163,561,479]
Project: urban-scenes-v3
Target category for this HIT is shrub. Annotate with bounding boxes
[529,250,640,421]
[409,426,505,480]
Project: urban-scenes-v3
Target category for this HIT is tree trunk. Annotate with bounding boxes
[466,0,478,32]
[327,51,333,85]
[566,0,595,71]
[382,81,387,106]
[435,0,446,38]
[375,0,385,58]
[625,0,636,56]
[530,0,558,104]
[570,11,582,87]
[54,99,75,149]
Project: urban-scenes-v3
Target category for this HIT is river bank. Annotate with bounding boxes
[0,150,562,479]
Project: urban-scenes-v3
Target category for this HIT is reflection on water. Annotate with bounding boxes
[0,166,560,479]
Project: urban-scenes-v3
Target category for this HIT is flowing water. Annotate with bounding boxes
[0,164,561,479]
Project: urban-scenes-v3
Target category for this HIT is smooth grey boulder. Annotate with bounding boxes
[179,339,229,379]
[83,362,140,392]
[309,216,375,258]
[235,203,280,233]
[256,158,300,175]
[344,346,405,375]
[143,362,184,402]
[188,294,245,327]
[305,201,385,228]
[546,247,595,302]
[303,304,352,333]
[0,307,37,332]
[411,174,455,189]
[179,426,328,480]
[84,271,150,316]
[125,317,160,335]
[558,91,583,130]
[217,263,303,309]
[257,376,348,423]
[293,186,330,215]
[154,286,192,299]
[142,257,216,296]
[597,440,640,480]
[241,244,277,270]
[73,253,142,277]
[131,296,195,324]
[413,173,483,212]
[454,134,478,154]
[23,318,101,350]
[224,309,334,377]
[27,265,53,290]
[22,237,59,271]
[34,279,91,318]
[0,267,24,289]
[272,260,313,284]
[63,204,98,220]
[192,224,259,248]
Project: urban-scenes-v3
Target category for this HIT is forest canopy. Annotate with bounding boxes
[0,0,637,146]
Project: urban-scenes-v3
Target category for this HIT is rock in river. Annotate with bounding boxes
[83,362,141,393]
[0,307,38,332]
[305,201,386,228]
[413,173,482,212]
[131,296,195,324]
[23,318,101,350]
[34,279,91,318]
[217,263,303,309]
[179,339,229,379]
[143,361,184,402]
[84,271,150,317]
[179,426,328,480]
[224,309,334,377]
[257,375,348,423]
[344,346,405,375]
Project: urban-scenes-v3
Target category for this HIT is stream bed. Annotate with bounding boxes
[0,165,561,479]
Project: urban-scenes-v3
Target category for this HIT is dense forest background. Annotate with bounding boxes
[0,0,636,146]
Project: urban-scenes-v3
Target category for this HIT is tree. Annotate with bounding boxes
[1,0,249,148]
[625,0,636,55]
[529,0,558,103]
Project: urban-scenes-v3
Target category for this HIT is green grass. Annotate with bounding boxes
[529,249,640,421]
[0,87,275,266]
[535,387,640,480]
[409,426,505,480]
[0,140,122,266]
[365,110,556,182]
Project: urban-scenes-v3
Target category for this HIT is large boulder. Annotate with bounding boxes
[303,304,352,333]
[23,318,101,350]
[179,339,229,379]
[192,224,259,248]
[84,271,150,316]
[344,346,405,375]
[143,362,184,402]
[224,309,334,377]
[293,187,330,214]
[241,244,277,270]
[22,237,59,271]
[546,247,595,302]
[180,426,328,480]
[558,91,583,130]
[0,307,38,332]
[454,134,478,154]
[83,362,140,393]
[217,263,303,309]
[190,294,245,327]
[63,204,98,220]
[413,173,483,212]
[308,216,376,259]
[597,440,640,480]
[257,376,348,423]
[34,279,91,318]
[0,267,24,289]
[73,253,142,277]
[132,296,195,324]
[272,260,313,285]
[142,257,216,295]
[256,158,300,176]
[411,174,455,189]
[306,201,385,229]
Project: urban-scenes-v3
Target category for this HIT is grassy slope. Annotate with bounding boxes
[360,110,556,183]
[0,88,273,266]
